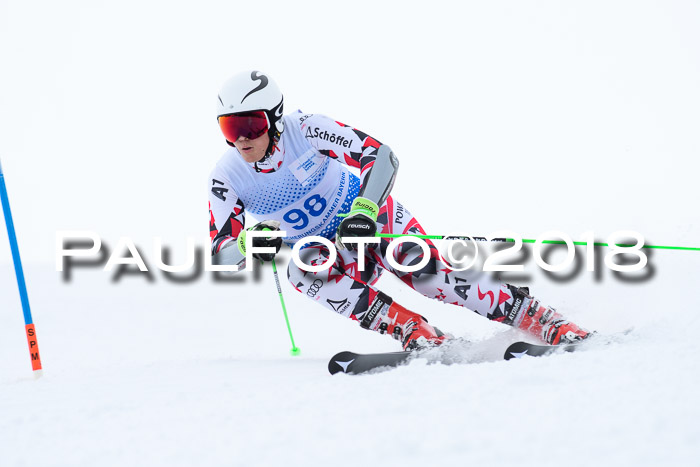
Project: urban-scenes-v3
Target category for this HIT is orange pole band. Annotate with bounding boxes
[25,324,42,371]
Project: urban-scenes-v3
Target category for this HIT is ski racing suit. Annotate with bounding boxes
[208,111,590,347]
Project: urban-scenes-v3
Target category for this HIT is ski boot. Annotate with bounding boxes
[509,287,592,345]
[359,291,448,350]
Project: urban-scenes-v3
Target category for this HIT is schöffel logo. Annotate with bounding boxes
[305,127,353,148]
[326,298,349,314]
[241,71,269,103]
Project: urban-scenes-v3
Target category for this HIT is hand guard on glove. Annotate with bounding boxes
[237,220,283,262]
[336,197,379,250]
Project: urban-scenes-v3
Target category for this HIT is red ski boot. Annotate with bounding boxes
[509,288,592,345]
[359,292,448,350]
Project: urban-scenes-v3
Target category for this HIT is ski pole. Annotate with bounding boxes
[377,233,511,243]
[0,158,43,377]
[271,258,300,356]
[376,233,700,251]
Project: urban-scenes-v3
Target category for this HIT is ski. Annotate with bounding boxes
[328,350,414,375]
[328,341,582,375]
[503,341,580,360]
[328,328,633,375]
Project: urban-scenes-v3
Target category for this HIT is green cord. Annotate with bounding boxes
[271,258,300,356]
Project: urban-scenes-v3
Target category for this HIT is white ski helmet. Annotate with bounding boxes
[216,70,284,154]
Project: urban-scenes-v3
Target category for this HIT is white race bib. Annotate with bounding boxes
[288,149,324,186]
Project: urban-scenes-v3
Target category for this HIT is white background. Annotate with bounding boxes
[1,1,699,466]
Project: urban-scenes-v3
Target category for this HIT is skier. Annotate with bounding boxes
[209,70,591,350]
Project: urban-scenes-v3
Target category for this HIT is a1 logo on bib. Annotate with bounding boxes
[289,149,323,186]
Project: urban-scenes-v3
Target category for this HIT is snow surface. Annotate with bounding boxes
[2,1,700,466]
[3,255,699,467]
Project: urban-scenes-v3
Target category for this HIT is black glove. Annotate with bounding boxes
[237,220,283,261]
[336,197,379,250]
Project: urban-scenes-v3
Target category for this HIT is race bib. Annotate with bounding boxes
[288,149,324,186]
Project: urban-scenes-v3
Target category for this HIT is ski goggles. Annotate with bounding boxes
[218,110,270,143]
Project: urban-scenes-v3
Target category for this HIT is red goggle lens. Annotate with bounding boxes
[218,111,269,143]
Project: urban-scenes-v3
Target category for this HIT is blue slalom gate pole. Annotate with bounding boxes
[0,158,43,376]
